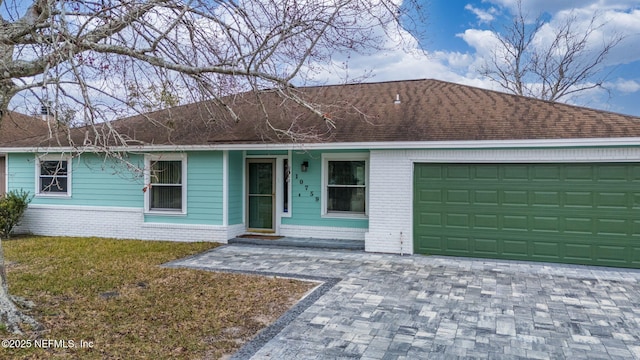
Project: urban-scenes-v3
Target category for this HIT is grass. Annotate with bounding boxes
[2,236,316,359]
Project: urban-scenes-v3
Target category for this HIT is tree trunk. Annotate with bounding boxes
[0,24,42,334]
[0,238,42,334]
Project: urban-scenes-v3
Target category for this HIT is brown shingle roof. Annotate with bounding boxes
[0,111,51,146]
[6,79,640,148]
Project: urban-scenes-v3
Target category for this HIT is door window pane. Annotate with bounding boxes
[248,163,273,195]
[248,196,273,229]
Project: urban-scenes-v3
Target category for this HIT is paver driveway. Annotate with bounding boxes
[166,244,640,359]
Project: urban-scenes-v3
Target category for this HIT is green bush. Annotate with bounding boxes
[0,189,32,238]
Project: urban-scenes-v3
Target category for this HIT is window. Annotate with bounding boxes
[145,155,186,213]
[323,154,368,217]
[37,157,70,196]
[283,158,289,213]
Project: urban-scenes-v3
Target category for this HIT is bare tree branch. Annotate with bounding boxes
[0,0,426,333]
[479,0,623,103]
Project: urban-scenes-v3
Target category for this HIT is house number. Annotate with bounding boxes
[294,175,317,201]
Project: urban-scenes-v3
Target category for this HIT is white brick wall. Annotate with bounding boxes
[364,147,640,255]
[15,205,239,243]
[14,204,364,244]
[365,150,414,254]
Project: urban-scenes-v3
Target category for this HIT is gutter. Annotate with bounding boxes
[1,137,640,153]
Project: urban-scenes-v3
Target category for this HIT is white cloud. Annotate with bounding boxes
[454,29,506,72]
[601,9,640,66]
[483,0,636,16]
[464,4,498,23]
[608,79,640,93]
[456,29,499,57]
[435,51,475,69]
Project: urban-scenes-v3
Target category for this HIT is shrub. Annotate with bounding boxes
[0,189,32,238]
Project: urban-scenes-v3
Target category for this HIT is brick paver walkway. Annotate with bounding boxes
[166,245,640,359]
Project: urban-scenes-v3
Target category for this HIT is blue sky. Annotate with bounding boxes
[324,0,640,116]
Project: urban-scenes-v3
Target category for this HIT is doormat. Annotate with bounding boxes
[238,234,284,240]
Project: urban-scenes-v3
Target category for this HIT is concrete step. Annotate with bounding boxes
[229,236,365,250]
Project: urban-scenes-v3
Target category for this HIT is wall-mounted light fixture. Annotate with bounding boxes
[301,161,309,172]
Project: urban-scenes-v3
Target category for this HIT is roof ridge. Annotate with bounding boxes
[104,78,640,122]
[5,78,640,148]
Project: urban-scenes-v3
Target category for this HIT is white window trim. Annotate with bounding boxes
[321,153,369,219]
[144,153,187,215]
[1,154,7,195]
[280,155,292,218]
[35,155,72,198]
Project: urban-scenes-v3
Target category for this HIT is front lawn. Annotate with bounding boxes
[2,236,315,359]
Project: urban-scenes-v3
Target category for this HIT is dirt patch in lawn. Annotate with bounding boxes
[2,236,315,359]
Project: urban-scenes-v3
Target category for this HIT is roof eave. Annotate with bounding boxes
[2,137,640,154]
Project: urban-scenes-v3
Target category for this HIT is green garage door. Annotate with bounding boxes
[414,163,640,268]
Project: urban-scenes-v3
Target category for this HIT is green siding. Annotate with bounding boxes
[9,149,372,230]
[144,151,224,225]
[9,151,225,226]
[414,163,640,268]
[8,153,144,207]
[282,150,368,229]
[228,151,244,225]
[6,153,35,194]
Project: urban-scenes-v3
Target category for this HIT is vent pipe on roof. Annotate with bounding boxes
[394,93,401,104]
[40,102,54,123]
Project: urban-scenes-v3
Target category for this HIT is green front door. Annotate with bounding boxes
[414,163,640,268]
[247,159,275,232]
